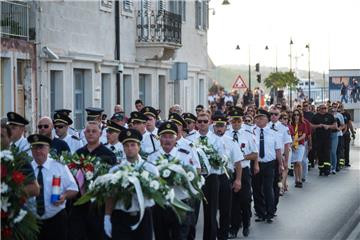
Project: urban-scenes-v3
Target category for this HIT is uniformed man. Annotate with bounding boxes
[79,107,107,145]
[311,104,336,176]
[54,109,79,137]
[183,112,198,143]
[105,119,126,163]
[37,116,70,156]
[110,112,128,128]
[53,113,83,154]
[104,128,158,240]
[193,111,226,240]
[226,110,258,238]
[130,111,160,159]
[212,114,243,240]
[6,111,30,152]
[267,106,292,213]
[141,106,159,135]
[26,134,78,240]
[252,110,283,223]
[147,121,196,240]
[69,121,117,240]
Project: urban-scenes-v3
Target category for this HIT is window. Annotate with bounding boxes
[139,74,152,105]
[50,70,64,117]
[139,74,146,104]
[74,69,85,130]
[195,0,208,30]
[123,74,132,115]
[101,73,111,117]
[123,0,133,12]
[169,0,186,21]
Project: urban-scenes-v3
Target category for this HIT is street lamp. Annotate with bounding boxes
[265,45,278,72]
[235,45,251,90]
[289,38,294,108]
[305,44,311,100]
[222,0,230,5]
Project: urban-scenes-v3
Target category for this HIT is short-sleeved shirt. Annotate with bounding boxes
[220,134,244,172]
[76,143,117,165]
[254,126,282,163]
[303,111,314,122]
[312,113,335,137]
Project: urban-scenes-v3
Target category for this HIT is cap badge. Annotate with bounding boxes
[33,135,39,142]
[166,123,171,128]
[127,131,131,136]
[9,113,15,119]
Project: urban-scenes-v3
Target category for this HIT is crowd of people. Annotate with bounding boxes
[340,80,360,103]
[0,96,356,240]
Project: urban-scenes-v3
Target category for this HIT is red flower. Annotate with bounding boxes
[12,171,25,184]
[68,162,77,169]
[1,210,9,219]
[2,226,12,238]
[1,164,7,179]
[79,157,85,163]
[84,164,94,172]
[241,143,246,148]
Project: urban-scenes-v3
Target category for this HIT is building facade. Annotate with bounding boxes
[1,0,210,131]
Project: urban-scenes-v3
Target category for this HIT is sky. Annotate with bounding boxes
[208,0,360,73]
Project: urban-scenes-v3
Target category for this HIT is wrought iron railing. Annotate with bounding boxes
[0,0,29,39]
[137,10,181,45]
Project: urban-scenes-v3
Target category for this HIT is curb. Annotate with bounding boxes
[331,205,360,240]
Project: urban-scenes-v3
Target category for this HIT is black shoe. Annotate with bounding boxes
[302,178,306,182]
[243,227,250,237]
[228,231,237,239]
[266,218,273,224]
[345,164,351,167]
[336,168,340,172]
[255,217,265,222]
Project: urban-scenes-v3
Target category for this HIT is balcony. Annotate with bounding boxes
[0,1,29,40]
[136,10,182,61]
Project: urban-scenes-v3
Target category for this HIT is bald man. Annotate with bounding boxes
[37,117,70,156]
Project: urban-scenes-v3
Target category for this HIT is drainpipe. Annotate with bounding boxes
[115,0,120,104]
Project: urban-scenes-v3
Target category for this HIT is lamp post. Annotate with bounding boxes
[289,38,294,108]
[235,45,251,90]
[222,0,230,5]
[265,45,278,72]
[305,43,311,100]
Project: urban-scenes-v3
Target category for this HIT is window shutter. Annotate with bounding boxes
[195,0,201,29]
[203,0,209,30]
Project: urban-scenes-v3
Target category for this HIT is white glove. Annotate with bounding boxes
[104,215,112,238]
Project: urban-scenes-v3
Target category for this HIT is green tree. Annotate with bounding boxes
[264,71,299,90]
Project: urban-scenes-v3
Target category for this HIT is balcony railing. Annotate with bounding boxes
[137,10,181,45]
[0,1,29,40]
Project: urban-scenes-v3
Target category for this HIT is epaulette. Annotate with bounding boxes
[178,148,190,154]
[70,126,79,133]
[270,128,278,132]
[71,135,80,141]
[245,129,254,135]
[187,132,195,136]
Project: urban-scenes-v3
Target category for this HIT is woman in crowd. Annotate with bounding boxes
[291,109,307,188]
[279,112,293,194]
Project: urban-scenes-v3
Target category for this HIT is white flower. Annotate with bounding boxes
[165,189,175,201]
[141,171,150,181]
[88,180,95,190]
[200,176,205,185]
[13,209,27,223]
[160,159,168,165]
[111,171,123,184]
[85,171,94,180]
[59,155,64,162]
[162,169,171,178]
[1,182,9,193]
[121,179,130,188]
[149,180,160,190]
[0,150,13,161]
[187,172,195,181]
[1,197,11,212]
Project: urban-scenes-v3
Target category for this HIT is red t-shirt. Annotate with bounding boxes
[291,122,307,145]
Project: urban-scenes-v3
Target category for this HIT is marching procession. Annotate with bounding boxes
[0,98,356,240]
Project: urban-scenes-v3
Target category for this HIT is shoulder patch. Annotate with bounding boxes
[187,132,195,136]
[245,129,254,135]
[71,135,80,140]
[178,148,190,154]
[270,128,278,132]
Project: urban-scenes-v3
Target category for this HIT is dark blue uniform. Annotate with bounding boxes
[50,138,70,156]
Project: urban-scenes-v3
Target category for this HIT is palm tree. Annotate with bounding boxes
[264,71,299,104]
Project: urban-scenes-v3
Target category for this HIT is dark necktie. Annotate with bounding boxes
[110,146,115,151]
[233,131,239,142]
[200,136,208,145]
[36,166,45,216]
[11,143,16,149]
[259,129,265,158]
[271,123,276,130]
[164,153,171,159]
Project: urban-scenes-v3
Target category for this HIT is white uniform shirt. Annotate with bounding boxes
[268,121,292,154]
[254,126,282,163]
[176,137,201,169]
[220,134,244,172]
[141,131,160,156]
[185,130,198,143]
[148,147,195,200]
[59,134,83,154]
[12,135,30,152]
[105,142,124,163]
[148,127,158,136]
[193,131,226,175]
[110,157,159,212]
[27,158,78,220]
[226,127,258,169]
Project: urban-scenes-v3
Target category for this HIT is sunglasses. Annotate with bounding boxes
[294,114,300,116]
[38,124,49,129]
[270,113,279,116]
[244,119,251,123]
[197,120,209,124]
[54,125,65,129]
[196,109,202,112]
[281,118,288,120]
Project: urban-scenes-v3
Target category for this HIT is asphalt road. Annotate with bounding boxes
[195,146,360,240]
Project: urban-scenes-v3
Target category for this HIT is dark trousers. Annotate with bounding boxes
[273,160,280,213]
[187,198,201,240]
[344,133,351,165]
[316,135,331,174]
[230,167,252,233]
[68,202,106,240]
[252,161,275,219]
[202,174,219,240]
[217,173,232,240]
[38,209,68,240]
[112,208,153,240]
[153,203,191,240]
[337,136,344,167]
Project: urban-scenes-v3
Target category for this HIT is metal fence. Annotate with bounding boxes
[0,0,29,39]
[137,10,182,45]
